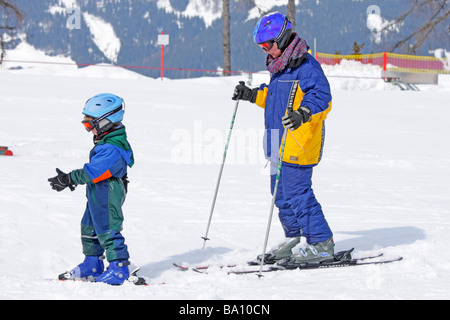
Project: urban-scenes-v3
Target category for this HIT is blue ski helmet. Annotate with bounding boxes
[82,93,125,133]
[253,12,293,51]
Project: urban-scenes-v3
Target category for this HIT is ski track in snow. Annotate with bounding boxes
[1,45,450,300]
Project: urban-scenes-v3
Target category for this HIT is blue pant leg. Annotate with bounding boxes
[277,163,333,243]
[80,204,105,257]
[87,181,129,262]
[271,167,302,238]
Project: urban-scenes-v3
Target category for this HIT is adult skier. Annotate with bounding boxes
[48,93,135,285]
[233,12,334,266]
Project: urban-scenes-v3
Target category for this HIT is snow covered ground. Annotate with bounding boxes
[1,45,450,300]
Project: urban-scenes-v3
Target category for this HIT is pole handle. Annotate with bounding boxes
[286,80,299,113]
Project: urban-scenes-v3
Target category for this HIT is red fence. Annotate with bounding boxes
[316,52,449,74]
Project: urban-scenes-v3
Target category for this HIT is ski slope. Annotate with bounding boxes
[1,46,450,300]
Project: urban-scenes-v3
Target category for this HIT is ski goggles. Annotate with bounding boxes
[258,40,275,52]
[81,105,123,132]
[82,119,95,132]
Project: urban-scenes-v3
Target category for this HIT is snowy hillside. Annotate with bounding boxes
[13,0,449,80]
[1,45,450,300]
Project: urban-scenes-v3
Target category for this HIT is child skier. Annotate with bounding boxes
[48,93,135,285]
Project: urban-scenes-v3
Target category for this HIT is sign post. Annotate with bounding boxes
[157,32,170,81]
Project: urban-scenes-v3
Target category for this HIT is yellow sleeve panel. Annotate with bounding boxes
[280,87,332,166]
[255,87,268,109]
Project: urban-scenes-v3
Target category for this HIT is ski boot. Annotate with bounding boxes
[249,237,301,265]
[95,260,130,285]
[59,255,105,282]
[276,238,335,269]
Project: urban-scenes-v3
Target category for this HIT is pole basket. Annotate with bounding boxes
[0,146,13,156]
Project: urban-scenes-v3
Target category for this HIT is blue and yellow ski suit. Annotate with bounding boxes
[255,53,333,244]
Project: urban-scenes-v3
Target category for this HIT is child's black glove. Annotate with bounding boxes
[282,107,312,131]
[48,168,76,192]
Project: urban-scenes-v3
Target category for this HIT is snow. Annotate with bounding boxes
[1,44,450,300]
[1,42,146,80]
[157,0,222,28]
[46,1,121,62]
[2,42,76,74]
[366,8,401,45]
[82,12,121,63]
[431,49,450,72]
[247,0,294,21]
[47,0,78,15]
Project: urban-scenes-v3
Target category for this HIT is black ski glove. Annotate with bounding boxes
[48,168,76,192]
[282,107,312,131]
[232,81,258,103]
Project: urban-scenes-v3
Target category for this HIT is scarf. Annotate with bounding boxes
[266,34,309,74]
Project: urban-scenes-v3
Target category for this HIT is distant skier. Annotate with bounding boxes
[233,12,334,266]
[48,93,135,285]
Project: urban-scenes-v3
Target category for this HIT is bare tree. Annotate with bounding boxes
[383,0,450,54]
[0,0,22,63]
[287,0,296,31]
[223,0,231,76]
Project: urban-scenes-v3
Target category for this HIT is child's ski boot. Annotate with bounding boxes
[95,260,130,285]
[59,255,105,282]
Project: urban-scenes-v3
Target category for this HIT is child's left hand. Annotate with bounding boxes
[48,168,76,192]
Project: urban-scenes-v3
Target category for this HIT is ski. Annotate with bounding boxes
[172,250,400,275]
[248,248,383,266]
[228,256,404,275]
[353,252,384,261]
[174,255,383,271]
[50,277,162,286]
[128,267,150,286]
[173,249,382,272]
[173,263,237,272]
[55,267,153,286]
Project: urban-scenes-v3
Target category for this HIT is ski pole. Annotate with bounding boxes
[258,80,299,277]
[201,85,242,249]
